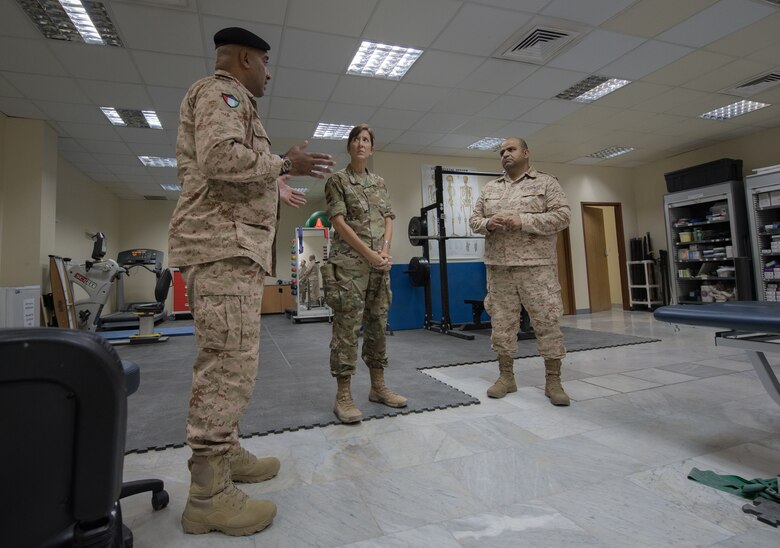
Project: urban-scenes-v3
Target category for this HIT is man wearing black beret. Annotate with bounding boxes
[169,27,335,537]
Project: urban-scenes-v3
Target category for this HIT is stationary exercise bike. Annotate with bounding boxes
[65,232,126,332]
[50,233,173,343]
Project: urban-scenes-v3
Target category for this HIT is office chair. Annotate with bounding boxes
[0,328,168,547]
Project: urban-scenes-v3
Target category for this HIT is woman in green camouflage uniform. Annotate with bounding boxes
[322,124,407,423]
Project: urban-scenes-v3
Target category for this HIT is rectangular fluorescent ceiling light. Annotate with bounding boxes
[587,146,635,159]
[467,137,504,151]
[556,75,630,103]
[347,41,423,80]
[699,100,771,120]
[101,107,163,129]
[313,123,353,140]
[17,0,123,46]
[138,156,176,167]
[160,184,181,192]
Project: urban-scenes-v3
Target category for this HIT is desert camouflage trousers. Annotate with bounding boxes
[180,257,264,456]
[322,262,391,376]
[485,264,566,359]
[302,276,320,304]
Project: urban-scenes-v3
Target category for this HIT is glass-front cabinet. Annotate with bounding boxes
[663,180,753,304]
[745,167,780,301]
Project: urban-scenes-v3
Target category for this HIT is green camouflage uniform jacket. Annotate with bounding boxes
[324,166,395,269]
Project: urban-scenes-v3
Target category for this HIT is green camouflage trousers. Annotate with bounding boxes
[322,262,391,376]
[180,257,264,455]
[485,264,566,359]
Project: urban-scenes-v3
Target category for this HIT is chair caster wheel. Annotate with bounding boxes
[152,489,169,510]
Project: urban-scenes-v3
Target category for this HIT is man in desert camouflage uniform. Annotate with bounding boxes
[470,138,571,406]
[168,27,333,536]
[300,254,320,307]
[322,124,406,424]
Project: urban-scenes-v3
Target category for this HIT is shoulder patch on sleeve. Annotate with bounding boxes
[221,93,240,108]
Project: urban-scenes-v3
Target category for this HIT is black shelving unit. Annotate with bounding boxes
[746,167,780,301]
[663,180,753,304]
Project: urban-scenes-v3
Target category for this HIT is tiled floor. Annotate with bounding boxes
[121,310,780,547]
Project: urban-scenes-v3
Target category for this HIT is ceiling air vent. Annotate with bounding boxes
[144,195,168,201]
[496,24,581,65]
[723,72,780,98]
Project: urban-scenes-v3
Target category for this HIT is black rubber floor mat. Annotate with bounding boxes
[116,317,657,452]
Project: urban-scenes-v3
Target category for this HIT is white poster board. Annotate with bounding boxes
[420,165,496,260]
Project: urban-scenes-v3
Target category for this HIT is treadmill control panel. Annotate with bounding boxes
[117,249,164,271]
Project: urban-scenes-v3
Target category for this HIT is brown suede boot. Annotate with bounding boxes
[544,358,570,406]
[334,375,363,423]
[487,354,517,398]
[368,367,407,408]
[181,454,277,536]
[228,446,280,483]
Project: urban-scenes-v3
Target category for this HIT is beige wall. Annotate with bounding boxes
[0,112,6,270]
[116,200,176,307]
[55,159,122,264]
[3,121,779,314]
[54,159,122,310]
[372,151,635,310]
[634,124,780,258]
[0,118,58,288]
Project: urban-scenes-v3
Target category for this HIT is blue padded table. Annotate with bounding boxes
[654,302,780,406]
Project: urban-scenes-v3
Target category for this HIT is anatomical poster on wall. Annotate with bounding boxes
[421,165,494,260]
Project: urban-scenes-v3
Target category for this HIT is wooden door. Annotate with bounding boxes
[556,228,575,315]
[582,206,612,312]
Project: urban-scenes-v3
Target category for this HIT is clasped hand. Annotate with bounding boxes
[487,214,522,231]
[370,250,392,271]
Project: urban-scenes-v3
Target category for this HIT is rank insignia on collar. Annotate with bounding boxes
[222,93,240,108]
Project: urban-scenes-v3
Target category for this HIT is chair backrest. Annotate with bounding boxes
[154,268,173,305]
[0,328,127,547]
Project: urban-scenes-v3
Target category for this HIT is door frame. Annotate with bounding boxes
[580,202,630,311]
[558,227,576,315]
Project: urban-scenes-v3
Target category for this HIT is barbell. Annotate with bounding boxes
[408,215,484,246]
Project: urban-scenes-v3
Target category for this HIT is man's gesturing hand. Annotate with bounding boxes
[285,141,336,179]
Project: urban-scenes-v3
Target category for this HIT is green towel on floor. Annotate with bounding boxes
[688,467,780,502]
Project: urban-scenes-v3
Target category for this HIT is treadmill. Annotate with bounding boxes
[98,248,167,331]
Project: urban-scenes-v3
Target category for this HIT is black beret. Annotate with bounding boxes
[214,27,270,52]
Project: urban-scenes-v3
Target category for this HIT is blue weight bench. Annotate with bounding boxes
[654,302,780,406]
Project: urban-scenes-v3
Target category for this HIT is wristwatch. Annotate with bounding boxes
[280,156,292,176]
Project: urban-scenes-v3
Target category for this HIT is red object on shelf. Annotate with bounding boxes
[172,268,190,316]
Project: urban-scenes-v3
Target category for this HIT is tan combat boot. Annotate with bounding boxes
[334,375,363,423]
[544,358,570,406]
[181,454,277,536]
[487,354,517,398]
[368,367,408,408]
[228,446,280,483]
